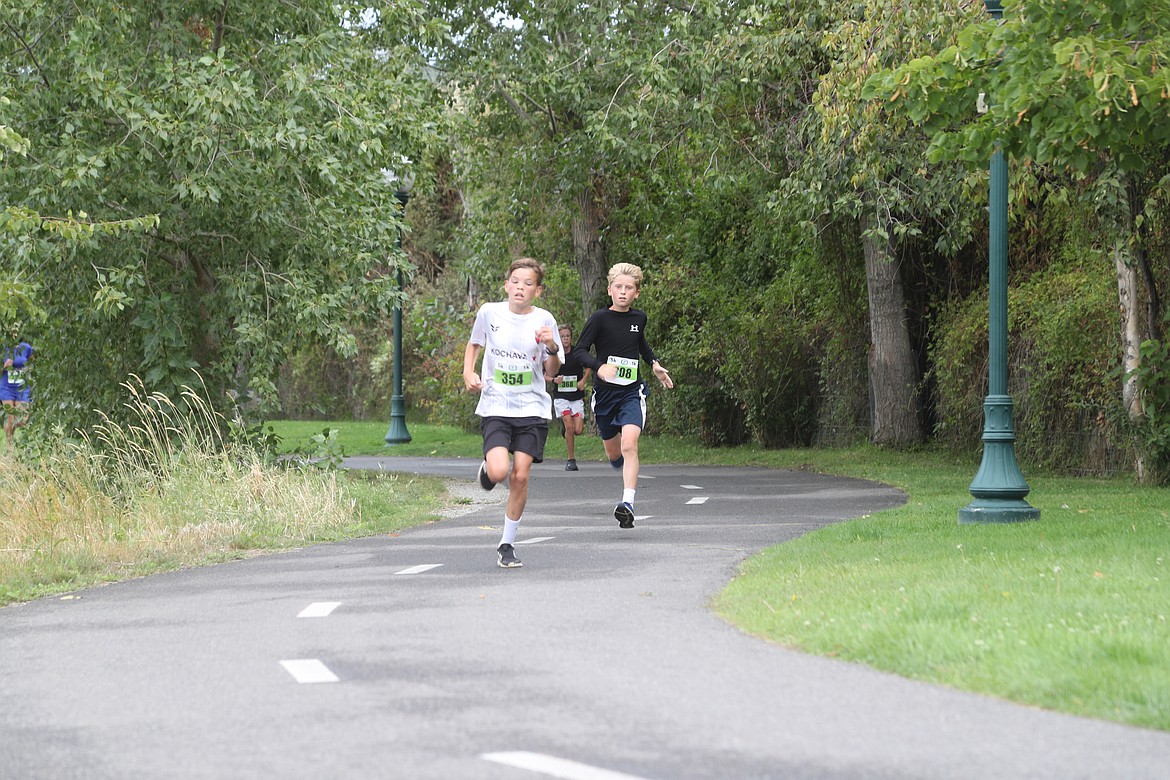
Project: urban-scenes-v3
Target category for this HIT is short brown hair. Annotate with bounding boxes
[607,262,643,288]
[509,257,545,286]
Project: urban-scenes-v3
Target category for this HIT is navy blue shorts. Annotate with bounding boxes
[1,374,30,404]
[481,416,549,463]
[591,385,647,441]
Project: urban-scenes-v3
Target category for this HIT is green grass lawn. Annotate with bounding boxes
[268,418,1170,730]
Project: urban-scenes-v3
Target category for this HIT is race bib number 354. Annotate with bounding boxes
[494,363,533,390]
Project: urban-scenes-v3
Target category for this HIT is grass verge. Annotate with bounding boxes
[270,420,1170,730]
[0,392,448,607]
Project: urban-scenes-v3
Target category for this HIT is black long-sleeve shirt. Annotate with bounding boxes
[576,307,657,399]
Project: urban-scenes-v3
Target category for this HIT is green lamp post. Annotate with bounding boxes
[959,0,1039,524]
[384,170,414,446]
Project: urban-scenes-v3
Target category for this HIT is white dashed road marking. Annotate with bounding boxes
[680,484,703,490]
[481,751,650,780]
[516,536,555,544]
[395,564,444,575]
[280,659,339,684]
[297,602,341,618]
[686,497,709,505]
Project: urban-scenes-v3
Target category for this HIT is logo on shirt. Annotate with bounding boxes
[490,324,500,332]
[630,325,640,332]
[490,347,536,362]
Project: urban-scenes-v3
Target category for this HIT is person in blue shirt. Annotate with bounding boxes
[2,341,34,449]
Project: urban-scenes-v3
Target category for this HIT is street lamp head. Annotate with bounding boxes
[381,160,416,204]
[394,170,416,198]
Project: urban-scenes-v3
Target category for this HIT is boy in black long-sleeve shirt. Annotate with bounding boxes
[576,263,673,528]
[549,323,591,471]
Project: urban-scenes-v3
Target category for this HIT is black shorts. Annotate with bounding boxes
[481,416,549,463]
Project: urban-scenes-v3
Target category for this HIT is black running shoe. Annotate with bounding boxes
[614,502,635,528]
[497,543,522,568]
[610,455,625,470]
[565,459,578,471]
[478,461,495,491]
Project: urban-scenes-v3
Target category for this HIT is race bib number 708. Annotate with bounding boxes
[606,356,638,386]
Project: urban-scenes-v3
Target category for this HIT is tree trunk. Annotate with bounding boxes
[571,182,608,317]
[1116,246,1142,420]
[862,208,923,447]
[456,184,479,309]
[1127,176,1163,342]
[1115,241,1146,479]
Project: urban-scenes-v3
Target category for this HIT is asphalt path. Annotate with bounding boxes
[2,457,1168,779]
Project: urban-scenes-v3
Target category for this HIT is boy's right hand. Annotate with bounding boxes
[597,364,618,382]
[463,371,483,392]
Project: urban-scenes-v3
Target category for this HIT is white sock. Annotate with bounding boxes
[623,489,636,506]
[500,517,520,546]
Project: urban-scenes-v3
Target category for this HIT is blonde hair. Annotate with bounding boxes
[607,262,643,288]
[508,257,545,286]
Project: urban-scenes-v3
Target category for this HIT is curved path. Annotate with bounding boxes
[1,457,1167,779]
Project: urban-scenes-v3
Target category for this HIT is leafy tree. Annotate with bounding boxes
[713,0,980,446]
[864,0,1170,475]
[0,0,443,429]
[0,93,158,327]
[423,0,988,447]
[425,0,728,317]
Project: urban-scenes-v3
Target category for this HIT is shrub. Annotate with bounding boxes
[931,263,1119,474]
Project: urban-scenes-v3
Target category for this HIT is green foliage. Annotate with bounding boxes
[274,319,397,422]
[797,0,980,232]
[283,427,347,470]
[864,3,1170,466]
[872,0,1170,175]
[634,187,827,447]
[402,277,479,432]
[0,0,444,430]
[0,90,158,327]
[932,258,1117,472]
[0,94,30,157]
[1130,332,1170,482]
[428,0,737,307]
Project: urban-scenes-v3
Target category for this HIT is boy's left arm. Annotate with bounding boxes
[651,360,673,389]
[537,324,562,376]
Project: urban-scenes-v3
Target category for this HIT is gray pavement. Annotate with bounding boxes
[1,456,1168,779]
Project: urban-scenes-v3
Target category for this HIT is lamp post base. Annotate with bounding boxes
[384,396,411,445]
[960,395,1039,524]
[959,498,1040,524]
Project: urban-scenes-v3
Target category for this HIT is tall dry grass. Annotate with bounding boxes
[0,377,358,604]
